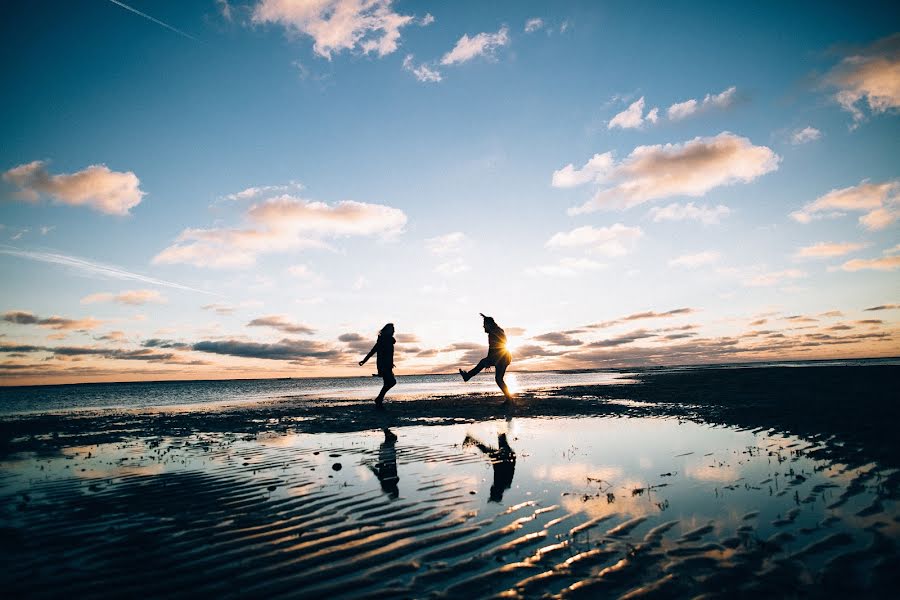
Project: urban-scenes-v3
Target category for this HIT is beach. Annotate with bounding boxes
[1,363,898,598]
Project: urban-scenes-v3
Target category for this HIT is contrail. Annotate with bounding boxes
[0,246,216,295]
[106,0,199,42]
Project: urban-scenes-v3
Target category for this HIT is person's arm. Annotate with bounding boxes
[359,342,378,366]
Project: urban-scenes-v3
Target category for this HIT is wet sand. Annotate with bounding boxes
[1,364,898,597]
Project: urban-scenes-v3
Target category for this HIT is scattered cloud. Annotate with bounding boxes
[193,338,340,362]
[3,310,103,331]
[824,33,900,126]
[3,160,144,215]
[402,54,442,82]
[794,241,866,259]
[649,202,731,224]
[222,182,303,202]
[790,126,822,145]
[743,269,807,287]
[425,232,467,255]
[864,304,898,311]
[287,263,325,284]
[588,308,696,329]
[202,303,235,315]
[526,257,606,277]
[790,180,898,230]
[153,194,407,268]
[666,86,737,121]
[247,315,316,335]
[840,255,900,272]
[435,257,470,275]
[551,152,614,188]
[669,251,720,269]
[252,0,417,59]
[533,331,583,346]
[524,18,544,33]
[608,97,659,130]
[441,26,509,65]
[546,224,643,256]
[81,289,167,305]
[562,132,779,214]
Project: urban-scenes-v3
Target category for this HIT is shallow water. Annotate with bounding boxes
[1,416,896,597]
[0,370,632,415]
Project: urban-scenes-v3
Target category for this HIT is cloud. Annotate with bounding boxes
[563,132,779,214]
[142,338,191,349]
[3,160,144,215]
[840,255,900,272]
[524,18,543,33]
[587,308,696,329]
[81,289,167,305]
[589,328,658,347]
[252,0,416,59]
[247,315,316,335]
[440,26,509,65]
[425,232,467,255]
[794,241,866,259]
[402,54,442,82]
[743,269,807,287]
[648,202,731,224]
[551,152,614,188]
[0,247,209,293]
[608,97,659,130]
[790,180,898,230]
[222,182,303,202]
[790,126,822,145]
[546,224,643,256]
[666,86,737,121]
[435,257,470,275]
[153,194,407,268]
[864,304,898,311]
[193,338,341,361]
[824,33,900,125]
[526,257,606,277]
[668,251,720,268]
[3,310,103,331]
[533,332,583,346]
[287,263,325,284]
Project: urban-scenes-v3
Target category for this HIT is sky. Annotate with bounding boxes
[1,0,898,386]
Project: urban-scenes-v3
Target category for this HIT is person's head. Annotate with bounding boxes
[480,313,497,332]
[379,323,394,337]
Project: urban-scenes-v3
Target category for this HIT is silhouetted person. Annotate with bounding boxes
[464,432,516,502]
[459,313,512,401]
[360,323,396,409]
[369,428,399,499]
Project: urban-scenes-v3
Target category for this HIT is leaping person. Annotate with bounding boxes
[459,313,513,402]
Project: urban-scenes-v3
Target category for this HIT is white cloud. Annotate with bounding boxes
[565,132,779,214]
[287,263,325,284]
[551,152,614,188]
[222,182,302,201]
[608,97,659,130]
[524,18,543,33]
[3,160,144,216]
[81,289,167,305]
[825,33,900,126]
[153,194,407,268]
[546,224,643,257]
[666,86,737,121]
[252,0,417,59]
[440,26,509,65]
[840,255,900,272]
[435,257,470,275]
[526,257,606,277]
[649,202,731,225]
[743,269,807,287]
[790,180,898,230]
[668,251,720,269]
[790,126,822,145]
[425,232,467,255]
[402,54,441,82]
[794,241,866,259]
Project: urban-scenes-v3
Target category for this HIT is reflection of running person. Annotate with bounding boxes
[459,313,512,401]
[369,428,399,499]
[359,323,396,409]
[463,433,516,502]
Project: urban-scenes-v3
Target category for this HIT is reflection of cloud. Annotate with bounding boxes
[684,462,740,483]
[532,463,623,486]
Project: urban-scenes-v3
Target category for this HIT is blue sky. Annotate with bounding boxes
[1,1,898,384]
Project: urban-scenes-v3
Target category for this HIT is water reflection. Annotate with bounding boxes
[464,432,516,502]
[368,428,399,499]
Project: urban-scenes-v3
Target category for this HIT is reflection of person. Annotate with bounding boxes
[359,323,396,409]
[459,313,513,401]
[369,428,399,499]
[464,432,516,502]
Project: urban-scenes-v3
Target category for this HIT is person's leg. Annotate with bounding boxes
[460,357,491,381]
[495,357,512,400]
[376,374,396,405]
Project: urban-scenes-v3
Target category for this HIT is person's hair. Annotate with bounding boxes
[379,323,394,337]
[480,313,497,328]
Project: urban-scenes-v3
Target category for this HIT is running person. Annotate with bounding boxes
[459,313,513,401]
[359,323,396,408]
